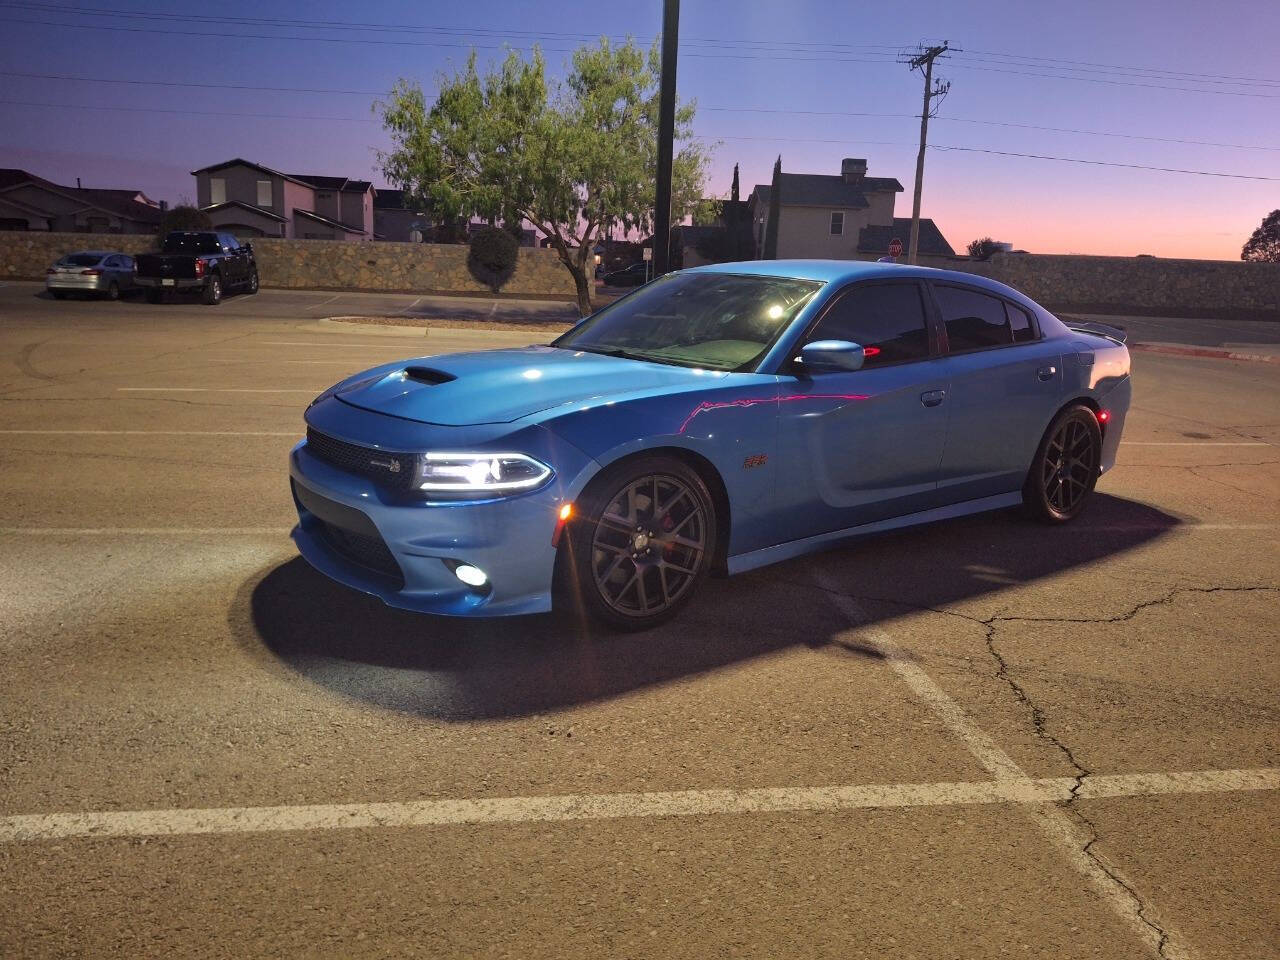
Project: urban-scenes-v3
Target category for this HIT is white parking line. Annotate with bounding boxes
[1,768,1274,844]
[256,340,422,347]
[0,430,297,436]
[813,575,1194,959]
[117,388,317,394]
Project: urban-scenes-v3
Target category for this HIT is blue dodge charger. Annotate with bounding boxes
[290,260,1130,630]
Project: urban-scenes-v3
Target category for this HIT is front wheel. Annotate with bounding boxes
[203,274,222,305]
[1023,404,1102,523]
[561,455,717,631]
[246,269,259,294]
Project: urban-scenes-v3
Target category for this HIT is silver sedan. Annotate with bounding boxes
[46,251,137,300]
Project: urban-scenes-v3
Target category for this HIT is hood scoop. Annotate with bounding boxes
[403,366,456,385]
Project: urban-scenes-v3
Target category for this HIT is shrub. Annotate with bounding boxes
[967,236,1001,260]
[467,225,520,292]
[156,205,211,238]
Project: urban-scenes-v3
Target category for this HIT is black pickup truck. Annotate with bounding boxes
[134,231,259,305]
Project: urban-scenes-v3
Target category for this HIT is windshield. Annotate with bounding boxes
[552,272,822,370]
[161,233,221,255]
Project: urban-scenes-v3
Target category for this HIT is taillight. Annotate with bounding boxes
[80,269,101,276]
[46,267,55,275]
[194,259,206,278]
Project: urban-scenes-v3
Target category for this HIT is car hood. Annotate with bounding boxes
[335,345,726,426]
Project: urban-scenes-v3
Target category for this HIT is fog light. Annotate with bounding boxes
[453,564,488,587]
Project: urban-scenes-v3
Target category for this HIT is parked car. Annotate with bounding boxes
[134,231,258,305]
[602,261,649,287]
[45,251,137,300]
[289,260,1131,631]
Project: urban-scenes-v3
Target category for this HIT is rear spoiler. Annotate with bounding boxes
[1065,319,1127,344]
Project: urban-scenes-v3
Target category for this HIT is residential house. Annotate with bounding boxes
[747,158,955,263]
[372,188,431,242]
[0,168,164,233]
[191,159,375,240]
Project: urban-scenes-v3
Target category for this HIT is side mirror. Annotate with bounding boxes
[797,339,865,373]
[243,242,253,253]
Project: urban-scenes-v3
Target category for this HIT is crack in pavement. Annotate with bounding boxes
[800,578,1279,959]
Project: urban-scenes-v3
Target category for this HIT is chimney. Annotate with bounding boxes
[841,158,867,184]
[76,177,82,189]
[160,200,168,212]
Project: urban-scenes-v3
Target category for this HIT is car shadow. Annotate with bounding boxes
[232,494,1180,721]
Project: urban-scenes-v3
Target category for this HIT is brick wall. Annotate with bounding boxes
[956,252,1280,320]
[0,232,578,299]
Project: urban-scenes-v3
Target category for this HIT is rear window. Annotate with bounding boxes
[161,233,221,255]
[59,254,103,267]
[935,285,1013,352]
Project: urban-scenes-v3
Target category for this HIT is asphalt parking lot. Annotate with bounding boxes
[0,283,1277,959]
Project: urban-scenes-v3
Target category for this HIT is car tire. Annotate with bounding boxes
[203,274,222,305]
[246,270,259,295]
[1023,404,1102,523]
[50,290,67,300]
[105,281,120,301]
[559,455,717,631]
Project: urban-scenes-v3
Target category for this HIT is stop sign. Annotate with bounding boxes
[888,237,903,258]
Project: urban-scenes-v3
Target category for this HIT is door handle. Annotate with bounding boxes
[920,389,946,408]
[1037,365,1057,382]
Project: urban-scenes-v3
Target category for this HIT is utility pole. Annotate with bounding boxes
[900,41,951,264]
[652,0,680,277]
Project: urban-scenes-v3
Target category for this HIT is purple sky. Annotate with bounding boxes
[2,0,1276,259]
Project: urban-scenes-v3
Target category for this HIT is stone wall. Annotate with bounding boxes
[0,232,578,299]
[956,253,1280,320]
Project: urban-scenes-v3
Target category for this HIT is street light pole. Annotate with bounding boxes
[652,0,679,277]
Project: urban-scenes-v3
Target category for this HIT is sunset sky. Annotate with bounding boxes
[2,0,1276,260]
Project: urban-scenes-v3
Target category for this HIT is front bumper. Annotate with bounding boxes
[288,413,597,617]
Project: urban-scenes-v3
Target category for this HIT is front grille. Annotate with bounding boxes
[314,519,405,587]
[305,427,415,491]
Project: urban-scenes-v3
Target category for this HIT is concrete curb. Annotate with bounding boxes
[1130,342,1279,365]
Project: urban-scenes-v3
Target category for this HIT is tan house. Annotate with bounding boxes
[191,159,375,240]
[747,158,954,262]
[0,168,163,234]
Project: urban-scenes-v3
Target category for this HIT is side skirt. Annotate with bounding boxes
[726,491,1024,576]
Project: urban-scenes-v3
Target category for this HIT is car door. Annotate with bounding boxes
[773,279,951,542]
[219,234,243,285]
[928,282,1067,503]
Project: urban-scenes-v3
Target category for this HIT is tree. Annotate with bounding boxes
[377,40,710,316]
[762,155,781,260]
[967,236,1001,260]
[731,163,739,203]
[1241,210,1280,263]
[468,225,520,292]
[156,204,211,238]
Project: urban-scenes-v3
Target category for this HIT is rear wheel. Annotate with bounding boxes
[1023,404,1102,523]
[561,455,716,631]
[203,274,222,305]
[104,280,120,301]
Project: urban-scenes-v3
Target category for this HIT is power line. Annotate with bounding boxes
[930,144,1279,180]
[961,47,1280,86]
[950,62,1280,98]
[0,99,375,121]
[703,106,1280,152]
[4,71,1273,153]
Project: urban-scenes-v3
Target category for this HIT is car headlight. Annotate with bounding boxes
[414,452,552,495]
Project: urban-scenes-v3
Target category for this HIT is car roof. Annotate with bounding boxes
[66,251,115,258]
[682,259,1043,307]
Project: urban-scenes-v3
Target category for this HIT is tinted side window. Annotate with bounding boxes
[807,283,930,366]
[1007,302,1036,342]
[935,285,1012,352]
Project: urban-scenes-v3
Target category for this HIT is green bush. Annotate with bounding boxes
[156,205,212,239]
[467,225,520,292]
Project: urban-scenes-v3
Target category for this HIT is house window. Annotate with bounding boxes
[256,180,272,206]
[209,178,226,205]
[829,211,844,236]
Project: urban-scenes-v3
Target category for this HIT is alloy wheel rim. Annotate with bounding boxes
[591,474,706,617]
[1042,418,1098,513]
